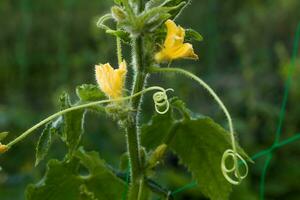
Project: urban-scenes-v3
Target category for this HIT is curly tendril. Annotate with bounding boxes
[149,66,249,185]
[153,89,173,114]
[221,149,248,185]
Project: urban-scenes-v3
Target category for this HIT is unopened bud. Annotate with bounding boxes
[148,144,168,168]
[0,144,8,153]
[111,6,126,22]
[153,144,167,159]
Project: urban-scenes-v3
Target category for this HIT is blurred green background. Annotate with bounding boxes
[1,0,300,199]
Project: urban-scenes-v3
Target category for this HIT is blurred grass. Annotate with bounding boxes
[1,0,300,199]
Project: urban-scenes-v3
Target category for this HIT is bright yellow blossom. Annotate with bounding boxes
[155,19,198,63]
[95,61,127,99]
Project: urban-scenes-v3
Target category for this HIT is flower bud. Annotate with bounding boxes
[148,144,168,169]
[0,144,8,153]
[111,6,126,22]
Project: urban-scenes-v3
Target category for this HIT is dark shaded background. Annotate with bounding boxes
[1,0,300,199]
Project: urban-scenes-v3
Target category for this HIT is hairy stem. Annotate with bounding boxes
[117,36,123,65]
[116,171,172,199]
[127,26,148,200]
[124,3,149,200]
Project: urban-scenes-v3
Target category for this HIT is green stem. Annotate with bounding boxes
[117,36,123,65]
[131,37,147,109]
[116,171,172,199]
[137,178,145,200]
[5,86,165,149]
[127,35,148,200]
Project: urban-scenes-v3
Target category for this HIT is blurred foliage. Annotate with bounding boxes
[0,0,300,199]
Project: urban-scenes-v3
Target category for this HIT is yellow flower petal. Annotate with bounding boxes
[95,61,127,99]
[155,19,198,63]
[164,20,185,49]
[172,43,199,60]
[155,51,168,63]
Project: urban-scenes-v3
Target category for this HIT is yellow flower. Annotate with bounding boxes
[95,61,127,99]
[155,19,198,63]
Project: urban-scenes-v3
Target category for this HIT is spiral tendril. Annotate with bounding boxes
[221,149,248,185]
[153,89,173,114]
[149,67,250,185]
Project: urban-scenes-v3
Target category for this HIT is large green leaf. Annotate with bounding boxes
[170,117,233,200]
[75,148,126,199]
[26,159,82,200]
[27,149,125,200]
[141,110,173,150]
[141,99,250,200]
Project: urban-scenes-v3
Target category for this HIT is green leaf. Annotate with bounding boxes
[26,159,82,200]
[0,132,8,141]
[141,2,185,24]
[146,0,187,10]
[141,110,173,150]
[185,28,204,42]
[60,93,85,156]
[76,84,105,102]
[145,13,171,32]
[35,124,53,166]
[141,99,250,200]
[164,0,187,8]
[165,0,189,19]
[27,149,125,200]
[75,148,125,199]
[170,117,233,200]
